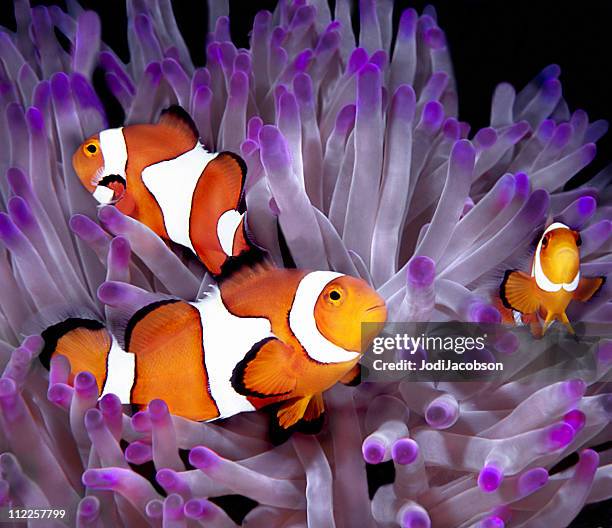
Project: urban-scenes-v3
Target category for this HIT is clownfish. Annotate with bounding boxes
[72,106,253,275]
[39,261,387,429]
[500,222,605,335]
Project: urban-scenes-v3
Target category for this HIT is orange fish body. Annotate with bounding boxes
[72,106,252,275]
[40,265,387,429]
[500,222,605,335]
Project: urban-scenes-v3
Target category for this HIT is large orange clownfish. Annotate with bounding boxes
[39,261,386,429]
[72,106,252,275]
[500,222,605,335]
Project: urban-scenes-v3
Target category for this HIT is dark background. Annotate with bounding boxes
[1,1,611,526]
[4,0,611,180]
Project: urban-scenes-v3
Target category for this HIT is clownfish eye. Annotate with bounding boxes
[329,289,342,302]
[83,141,99,158]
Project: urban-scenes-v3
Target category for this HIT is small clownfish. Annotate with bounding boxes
[72,106,253,275]
[39,261,387,429]
[500,222,605,336]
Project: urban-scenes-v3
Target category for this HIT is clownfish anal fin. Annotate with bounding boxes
[500,270,540,314]
[302,393,325,422]
[276,396,311,429]
[158,105,200,145]
[231,337,297,398]
[573,276,606,302]
[340,364,361,386]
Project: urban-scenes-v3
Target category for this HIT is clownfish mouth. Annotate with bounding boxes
[96,174,127,204]
[366,303,386,313]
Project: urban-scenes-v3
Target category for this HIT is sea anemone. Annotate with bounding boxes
[0,1,610,527]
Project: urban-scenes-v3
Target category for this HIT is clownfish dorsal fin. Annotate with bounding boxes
[215,249,274,291]
[157,105,200,146]
[231,337,297,398]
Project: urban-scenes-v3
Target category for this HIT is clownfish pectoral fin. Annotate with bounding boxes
[500,270,540,314]
[158,105,200,146]
[190,151,261,276]
[40,318,112,394]
[340,364,361,386]
[231,337,297,398]
[573,276,606,302]
[276,396,311,429]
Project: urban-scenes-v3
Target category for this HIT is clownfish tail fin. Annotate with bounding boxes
[573,276,606,302]
[190,150,264,276]
[39,316,113,394]
[500,270,540,314]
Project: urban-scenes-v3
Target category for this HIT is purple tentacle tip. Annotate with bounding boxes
[110,236,131,265]
[82,469,117,489]
[362,437,386,464]
[513,172,530,196]
[131,410,151,432]
[537,119,555,142]
[399,9,418,38]
[482,516,505,528]
[517,467,548,495]
[576,196,596,217]
[421,100,444,133]
[547,423,575,451]
[508,121,530,142]
[563,409,586,433]
[124,441,152,465]
[78,496,99,520]
[425,397,458,429]
[47,383,72,407]
[348,47,369,74]
[443,118,460,140]
[424,27,446,49]
[84,408,104,430]
[551,122,572,149]
[97,281,125,305]
[99,393,121,414]
[407,256,435,288]
[189,446,220,470]
[469,303,501,324]
[25,106,45,133]
[8,197,35,230]
[98,205,124,228]
[74,371,98,396]
[392,438,419,465]
[148,398,169,421]
[451,139,476,168]
[563,378,586,399]
[156,469,177,489]
[478,464,503,493]
[401,508,431,528]
[184,499,214,520]
[475,127,497,149]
